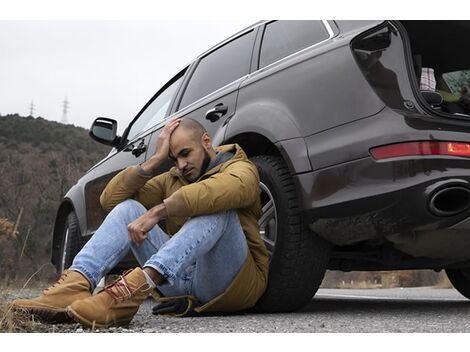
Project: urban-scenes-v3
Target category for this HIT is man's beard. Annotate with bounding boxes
[188,149,211,183]
[198,149,212,178]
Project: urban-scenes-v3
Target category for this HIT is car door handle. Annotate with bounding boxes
[205,103,228,122]
[131,140,147,157]
[124,140,147,157]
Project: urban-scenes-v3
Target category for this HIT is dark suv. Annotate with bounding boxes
[51,20,470,312]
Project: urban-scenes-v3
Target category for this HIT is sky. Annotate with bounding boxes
[0,0,463,135]
[0,20,253,132]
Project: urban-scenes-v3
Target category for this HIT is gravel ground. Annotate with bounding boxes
[2,287,469,333]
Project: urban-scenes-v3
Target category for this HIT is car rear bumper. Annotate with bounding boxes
[297,155,470,246]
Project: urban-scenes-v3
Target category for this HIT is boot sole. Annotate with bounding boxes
[10,304,72,324]
[66,306,133,329]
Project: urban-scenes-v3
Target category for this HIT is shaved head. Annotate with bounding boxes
[176,117,207,141]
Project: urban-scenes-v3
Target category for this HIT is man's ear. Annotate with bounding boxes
[201,132,212,149]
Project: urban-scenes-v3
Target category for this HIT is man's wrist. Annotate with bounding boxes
[151,203,168,220]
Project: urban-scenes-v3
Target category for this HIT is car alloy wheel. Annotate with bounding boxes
[259,182,278,257]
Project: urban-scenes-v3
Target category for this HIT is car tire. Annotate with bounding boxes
[251,155,331,312]
[58,211,81,274]
[445,268,470,299]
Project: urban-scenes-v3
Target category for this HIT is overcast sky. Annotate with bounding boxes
[0,20,253,132]
[0,0,462,134]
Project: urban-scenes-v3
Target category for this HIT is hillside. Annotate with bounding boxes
[0,114,107,156]
[0,114,110,282]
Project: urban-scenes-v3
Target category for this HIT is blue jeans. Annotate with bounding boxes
[70,199,248,304]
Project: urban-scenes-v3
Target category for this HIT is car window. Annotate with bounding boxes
[127,73,184,141]
[442,70,470,95]
[178,30,254,110]
[259,20,330,69]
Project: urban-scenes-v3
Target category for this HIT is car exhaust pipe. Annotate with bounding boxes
[428,185,470,217]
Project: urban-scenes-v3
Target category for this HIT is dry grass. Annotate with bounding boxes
[0,217,15,236]
[0,264,53,333]
[0,295,67,333]
[0,298,39,333]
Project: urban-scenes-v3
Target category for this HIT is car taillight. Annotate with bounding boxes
[370,141,470,160]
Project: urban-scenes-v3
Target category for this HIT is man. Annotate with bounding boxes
[11,117,269,328]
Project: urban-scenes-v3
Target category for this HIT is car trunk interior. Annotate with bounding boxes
[400,20,470,117]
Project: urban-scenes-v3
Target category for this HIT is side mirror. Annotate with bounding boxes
[89,117,120,146]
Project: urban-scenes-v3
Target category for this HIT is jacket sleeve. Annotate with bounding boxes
[163,160,259,217]
[100,165,166,212]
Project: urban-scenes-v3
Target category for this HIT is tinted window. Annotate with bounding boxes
[127,73,184,141]
[259,21,329,69]
[179,30,254,109]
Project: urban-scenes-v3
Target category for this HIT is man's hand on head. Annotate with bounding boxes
[127,203,168,245]
[140,117,181,175]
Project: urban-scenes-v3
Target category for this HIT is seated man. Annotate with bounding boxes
[10,117,269,328]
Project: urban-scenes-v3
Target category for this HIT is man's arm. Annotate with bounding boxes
[126,159,260,245]
[163,159,260,218]
[111,118,181,245]
[99,166,162,212]
[100,118,181,212]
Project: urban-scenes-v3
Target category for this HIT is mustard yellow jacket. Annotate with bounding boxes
[100,144,269,313]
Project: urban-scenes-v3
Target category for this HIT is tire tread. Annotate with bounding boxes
[251,155,330,312]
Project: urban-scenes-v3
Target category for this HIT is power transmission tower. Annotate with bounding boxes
[61,97,70,124]
[28,100,35,117]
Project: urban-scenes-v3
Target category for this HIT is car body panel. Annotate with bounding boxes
[238,36,385,141]
[84,133,152,235]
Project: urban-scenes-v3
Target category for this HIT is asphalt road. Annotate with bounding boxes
[131,287,470,333]
[6,287,468,333]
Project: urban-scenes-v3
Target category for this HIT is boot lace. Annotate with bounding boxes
[104,270,136,302]
[44,271,68,293]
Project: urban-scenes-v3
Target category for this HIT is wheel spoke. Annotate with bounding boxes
[262,198,273,214]
[262,236,275,253]
[259,199,275,227]
[60,227,70,272]
[258,183,278,257]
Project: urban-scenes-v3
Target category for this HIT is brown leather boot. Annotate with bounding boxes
[66,267,152,329]
[9,270,91,323]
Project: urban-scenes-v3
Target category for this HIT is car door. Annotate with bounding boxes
[83,69,187,236]
[168,28,257,145]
